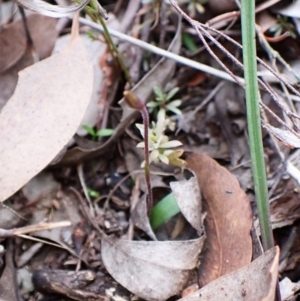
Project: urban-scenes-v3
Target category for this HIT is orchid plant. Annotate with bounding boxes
[124,90,185,213]
[135,110,185,167]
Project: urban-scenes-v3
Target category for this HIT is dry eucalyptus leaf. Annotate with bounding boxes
[102,168,205,300]
[0,14,58,73]
[186,153,252,287]
[51,14,120,137]
[0,16,93,202]
[170,176,203,234]
[263,124,300,149]
[0,14,58,110]
[16,0,89,17]
[131,193,157,240]
[102,235,204,301]
[0,20,26,73]
[178,247,279,301]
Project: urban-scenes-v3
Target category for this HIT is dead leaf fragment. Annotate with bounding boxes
[0,14,58,73]
[186,153,252,287]
[170,176,203,234]
[16,0,89,18]
[0,18,93,202]
[0,14,58,110]
[273,0,300,18]
[263,124,300,149]
[178,246,279,301]
[102,236,204,301]
[280,277,300,300]
[0,20,26,73]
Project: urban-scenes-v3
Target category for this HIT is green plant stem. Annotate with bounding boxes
[91,0,132,87]
[85,0,132,87]
[240,0,274,250]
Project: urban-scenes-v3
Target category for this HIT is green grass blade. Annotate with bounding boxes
[150,193,181,230]
[241,0,274,250]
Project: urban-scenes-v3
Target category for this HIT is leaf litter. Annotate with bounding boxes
[178,247,279,301]
[0,14,93,202]
[1,0,300,300]
[101,171,204,301]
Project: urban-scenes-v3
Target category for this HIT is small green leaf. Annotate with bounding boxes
[166,87,179,101]
[150,193,181,230]
[167,106,182,115]
[153,86,165,101]
[182,33,198,52]
[83,125,96,136]
[96,128,114,137]
[87,188,100,198]
[86,30,97,41]
[146,101,159,108]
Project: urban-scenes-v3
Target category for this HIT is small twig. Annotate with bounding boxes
[77,164,95,217]
[0,221,71,238]
[69,187,105,237]
[79,17,245,83]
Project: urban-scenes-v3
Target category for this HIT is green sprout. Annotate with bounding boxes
[87,188,100,198]
[147,86,182,117]
[82,125,114,140]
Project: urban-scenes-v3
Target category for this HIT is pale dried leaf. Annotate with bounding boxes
[273,0,300,18]
[263,124,300,149]
[178,247,279,301]
[0,18,93,202]
[170,176,203,234]
[131,194,157,240]
[280,277,300,301]
[16,0,89,17]
[187,153,252,287]
[51,14,120,136]
[0,14,58,110]
[102,235,204,301]
[0,19,25,73]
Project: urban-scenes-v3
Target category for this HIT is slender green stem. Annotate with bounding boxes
[94,9,132,87]
[240,0,274,250]
[85,0,132,87]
